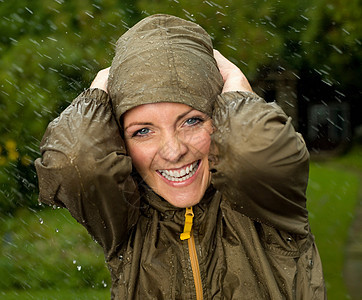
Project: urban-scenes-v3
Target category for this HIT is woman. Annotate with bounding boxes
[35,14,326,299]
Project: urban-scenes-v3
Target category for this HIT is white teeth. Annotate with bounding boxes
[158,161,199,182]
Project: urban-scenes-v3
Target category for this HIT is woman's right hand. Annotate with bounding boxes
[90,67,110,93]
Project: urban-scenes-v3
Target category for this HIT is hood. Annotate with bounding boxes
[108,14,223,120]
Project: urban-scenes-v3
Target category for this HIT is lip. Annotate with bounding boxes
[156,160,201,187]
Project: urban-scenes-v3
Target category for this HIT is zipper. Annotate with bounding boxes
[180,207,203,300]
[188,230,203,300]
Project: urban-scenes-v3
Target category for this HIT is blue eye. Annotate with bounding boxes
[185,117,202,126]
[133,128,150,137]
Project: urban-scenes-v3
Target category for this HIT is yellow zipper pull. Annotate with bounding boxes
[180,207,194,240]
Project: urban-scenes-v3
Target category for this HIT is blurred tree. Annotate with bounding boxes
[137,0,361,142]
[137,0,284,80]
[0,0,361,214]
[136,0,361,87]
[0,0,140,215]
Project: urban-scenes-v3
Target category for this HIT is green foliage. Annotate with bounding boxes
[136,0,285,80]
[0,0,140,215]
[137,0,361,88]
[0,207,110,292]
[301,0,362,88]
[0,0,361,217]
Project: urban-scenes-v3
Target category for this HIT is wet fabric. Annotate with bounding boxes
[108,14,223,120]
[35,90,326,300]
[35,14,326,300]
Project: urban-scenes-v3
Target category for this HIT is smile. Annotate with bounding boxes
[158,160,200,182]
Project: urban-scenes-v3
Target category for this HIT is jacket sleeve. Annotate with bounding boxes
[34,88,140,261]
[211,91,310,235]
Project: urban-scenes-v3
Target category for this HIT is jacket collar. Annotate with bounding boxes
[139,181,216,225]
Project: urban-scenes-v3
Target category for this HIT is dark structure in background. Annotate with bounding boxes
[253,69,356,153]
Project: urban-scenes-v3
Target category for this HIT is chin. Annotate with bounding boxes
[163,192,202,208]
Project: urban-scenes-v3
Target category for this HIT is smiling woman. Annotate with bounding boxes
[123,102,212,208]
[35,14,326,300]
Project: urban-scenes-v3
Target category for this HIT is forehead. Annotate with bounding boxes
[123,102,195,125]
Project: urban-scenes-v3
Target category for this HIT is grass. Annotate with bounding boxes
[0,145,361,299]
[0,289,109,300]
[307,146,362,300]
[0,207,111,297]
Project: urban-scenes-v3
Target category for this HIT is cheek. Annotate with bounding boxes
[188,130,211,155]
[126,142,153,173]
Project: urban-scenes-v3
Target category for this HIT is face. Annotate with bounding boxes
[123,102,212,208]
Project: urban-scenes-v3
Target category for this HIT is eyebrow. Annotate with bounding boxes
[124,122,153,130]
[124,108,195,131]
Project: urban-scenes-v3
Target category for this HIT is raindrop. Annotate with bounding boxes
[9,38,18,44]
[321,79,333,86]
[330,44,343,54]
[215,11,226,16]
[73,260,77,264]
[85,11,94,18]
[204,0,214,7]
[25,7,33,14]
[102,280,107,287]
[46,36,58,42]
[77,265,82,271]
[226,44,237,51]
[335,90,345,97]
[292,72,300,79]
[39,218,44,224]
[55,228,59,233]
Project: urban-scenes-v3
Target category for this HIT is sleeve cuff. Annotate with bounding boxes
[72,88,111,106]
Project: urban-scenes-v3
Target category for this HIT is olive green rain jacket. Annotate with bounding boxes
[35,14,326,299]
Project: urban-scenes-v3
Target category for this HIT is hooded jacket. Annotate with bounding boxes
[35,14,326,300]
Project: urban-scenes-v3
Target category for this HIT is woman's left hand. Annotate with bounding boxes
[90,67,110,93]
[213,50,253,94]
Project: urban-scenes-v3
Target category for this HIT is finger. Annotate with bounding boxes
[90,67,110,92]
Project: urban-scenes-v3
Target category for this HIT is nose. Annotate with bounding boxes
[158,133,188,163]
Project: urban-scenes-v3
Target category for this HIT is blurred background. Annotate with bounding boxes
[0,0,361,299]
